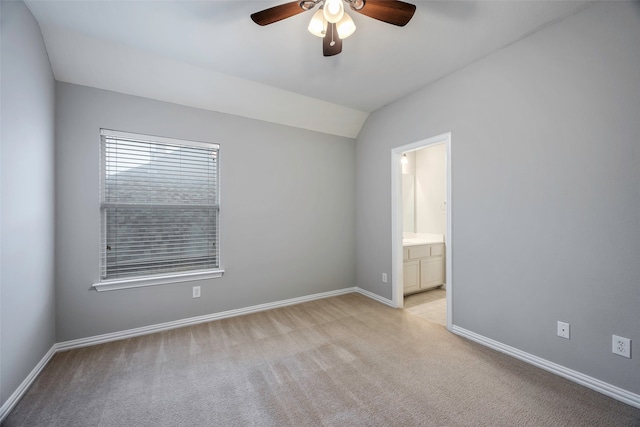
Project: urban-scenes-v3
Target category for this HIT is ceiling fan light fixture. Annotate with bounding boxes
[323,0,344,23]
[251,0,416,57]
[308,7,327,37]
[336,12,355,39]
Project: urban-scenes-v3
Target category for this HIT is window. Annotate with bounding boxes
[94,129,222,291]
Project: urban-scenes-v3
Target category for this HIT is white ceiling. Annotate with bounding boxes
[25,0,593,138]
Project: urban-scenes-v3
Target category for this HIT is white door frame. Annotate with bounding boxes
[391,132,453,331]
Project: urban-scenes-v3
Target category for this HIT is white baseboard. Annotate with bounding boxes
[355,287,394,307]
[452,325,640,410]
[0,345,57,423]
[57,287,357,351]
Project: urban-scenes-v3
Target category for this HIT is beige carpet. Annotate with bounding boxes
[3,293,639,426]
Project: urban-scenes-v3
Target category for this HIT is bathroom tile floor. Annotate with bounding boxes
[404,287,446,326]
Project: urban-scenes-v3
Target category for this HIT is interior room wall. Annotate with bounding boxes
[415,144,446,236]
[355,1,640,394]
[55,82,356,342]
[0,0,56,406]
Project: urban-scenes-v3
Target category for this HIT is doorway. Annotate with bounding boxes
[391,133,452,331]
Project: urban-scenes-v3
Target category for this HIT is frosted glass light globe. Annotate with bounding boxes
[336,12,355,39]
[323,0,344,24]
[308,8,326,37]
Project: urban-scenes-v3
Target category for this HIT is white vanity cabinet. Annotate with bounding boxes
[403,243,445,295]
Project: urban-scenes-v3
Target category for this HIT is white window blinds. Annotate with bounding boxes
[100,129,220,281]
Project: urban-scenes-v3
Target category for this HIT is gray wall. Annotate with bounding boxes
[356,1,640,394]
[55,82,356,342]
[0,1,56,405]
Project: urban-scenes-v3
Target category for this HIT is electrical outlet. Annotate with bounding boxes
[192,286,201,298]
[382,273,388,283]
[557,321,570,339]
[612,335,631,358]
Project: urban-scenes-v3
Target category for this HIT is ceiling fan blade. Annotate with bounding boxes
[251,1,306,26]
[353,0,416,27]
[323,23,343,56]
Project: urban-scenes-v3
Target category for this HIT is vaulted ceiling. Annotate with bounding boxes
[25,0,593,138]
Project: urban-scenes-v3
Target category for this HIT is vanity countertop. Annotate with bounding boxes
[403,235,444,247]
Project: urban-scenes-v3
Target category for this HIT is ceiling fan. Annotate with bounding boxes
[251,0,416,57]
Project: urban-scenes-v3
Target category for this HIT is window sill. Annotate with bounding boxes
[91,269,225,292]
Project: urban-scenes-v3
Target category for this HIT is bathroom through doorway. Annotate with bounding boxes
[391,133,452,330]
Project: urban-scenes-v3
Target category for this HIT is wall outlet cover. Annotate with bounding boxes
[612,335,631,358]
[557,321,570,339]
[192,286,201,298]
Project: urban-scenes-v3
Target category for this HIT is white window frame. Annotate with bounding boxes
[92,129,224,292]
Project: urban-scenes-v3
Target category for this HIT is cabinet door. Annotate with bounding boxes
[420,257,444,289]
[403,260,420,295]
